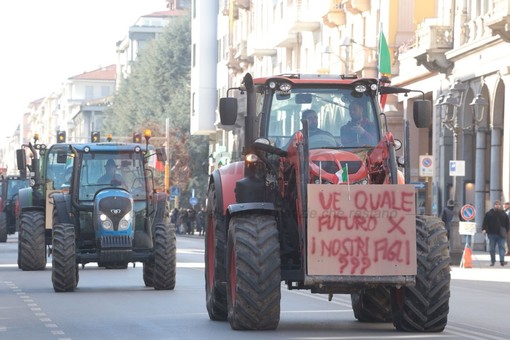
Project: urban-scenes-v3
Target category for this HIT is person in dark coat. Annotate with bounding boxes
[482,200,509,266]
[505,202,510,255]
[441,199,455,239]
[340,102,377,147]
[170,207,179,232]
[196,208,205,236]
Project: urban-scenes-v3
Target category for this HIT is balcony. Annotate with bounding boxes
[323,9,346,28]
[487,0,510,42]
[413,24,454,74]
[227,42,254,75]
[273,31,299,48]
[342,0,371,14]
[246,32,277,57]
[272,2,321,47]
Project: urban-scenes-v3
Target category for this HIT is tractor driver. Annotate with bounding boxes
[340,102,377,147]
[97,159,126,187]
[300,109,337,148]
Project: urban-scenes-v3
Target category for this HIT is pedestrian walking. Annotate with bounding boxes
[482,200,509,266]
[170,207,179,232]
[505,202,510,255]
[196,208,205,236]
[441,199,455,239]
[187,208,197,235]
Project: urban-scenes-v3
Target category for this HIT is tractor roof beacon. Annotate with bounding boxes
[205,73,450,332]
[16,135,176,292]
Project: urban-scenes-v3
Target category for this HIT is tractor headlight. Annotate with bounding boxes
[354,84,367,93]
[119,219,129,230]
[100,213,113,230]
[245,153,259,163]
[119,212,131,231]
[279,82,292,92]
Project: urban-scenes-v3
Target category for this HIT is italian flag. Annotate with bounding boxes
[336,164,349,184]
[378,29,391,108]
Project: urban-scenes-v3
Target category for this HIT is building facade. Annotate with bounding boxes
[190,0,510,250]
[1,8,179,172]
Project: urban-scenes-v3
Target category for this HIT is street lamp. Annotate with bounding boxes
[469,94,488,124]
[437,79,487,256]
[437,80,467,219]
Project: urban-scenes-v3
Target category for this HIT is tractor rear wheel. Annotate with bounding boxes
[152,223,176,290]
[18,211,46,271]
[143,262,155,287]
[351,287,392,322]
[205,183,227,321]
[391,215,450,332]
[0,213,7,242]
[52,223,77,292]
[226,214,281,330]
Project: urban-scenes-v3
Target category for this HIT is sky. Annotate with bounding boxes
[0,0,165,145]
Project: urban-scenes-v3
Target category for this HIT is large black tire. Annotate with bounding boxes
[143,262,155,287]
[351,287,392,322]
[0,213,7,242]
[52,223,77,292]
[152,224,176,290]
[18,211,47,271]
[204,183,228,321]
[391,215,450,332]
[226,214,281,330]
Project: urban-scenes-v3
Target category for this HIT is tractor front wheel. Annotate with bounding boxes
[204,183,227,321]
[152,223,176,290]
[351,287,392,322]
[18,211,46,271]
[391,215,450,332]
[226,214,281,330]
[0,213,7,242]
[52,223,77,292]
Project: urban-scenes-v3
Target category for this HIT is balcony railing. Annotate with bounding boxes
[487,0,510,42]
[413,24,454,74]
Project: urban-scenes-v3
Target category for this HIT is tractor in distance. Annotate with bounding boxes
[204,73,450,332]
[17,130,176,292]
[0,174,30,242]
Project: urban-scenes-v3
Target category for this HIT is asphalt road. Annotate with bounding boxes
[1,233,510,340]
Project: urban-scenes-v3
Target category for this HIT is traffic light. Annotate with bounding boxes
[143,129,152,142]
[91,131,100,143]
[57,131,66,143]
[133,132,142,143]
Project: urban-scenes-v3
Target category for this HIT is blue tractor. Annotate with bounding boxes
[17,134,176,292]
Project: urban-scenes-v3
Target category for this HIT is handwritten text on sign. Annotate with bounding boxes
[307,184,417,276]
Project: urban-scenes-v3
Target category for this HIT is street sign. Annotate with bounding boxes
[189,196,199,206]
[460,204,476,221]
[449,160,465,176]
[459,221,476,236]
[170,186,180,198]
[419,155,433,177]
[412,182,426,189]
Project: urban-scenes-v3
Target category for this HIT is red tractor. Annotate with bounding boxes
[204,73,450,332]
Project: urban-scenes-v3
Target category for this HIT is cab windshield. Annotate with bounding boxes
[78,153,146,201]
[266,87,379,149]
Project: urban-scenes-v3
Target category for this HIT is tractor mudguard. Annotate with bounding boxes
[17,187,34,210]
[213,161,245,215]
[227,202,275,216]
[53,193,72,224]
[153,191,168,225]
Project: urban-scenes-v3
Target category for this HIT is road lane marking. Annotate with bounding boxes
[2,281,70,339]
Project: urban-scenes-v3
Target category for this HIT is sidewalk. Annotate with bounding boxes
[450,250,510,282]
